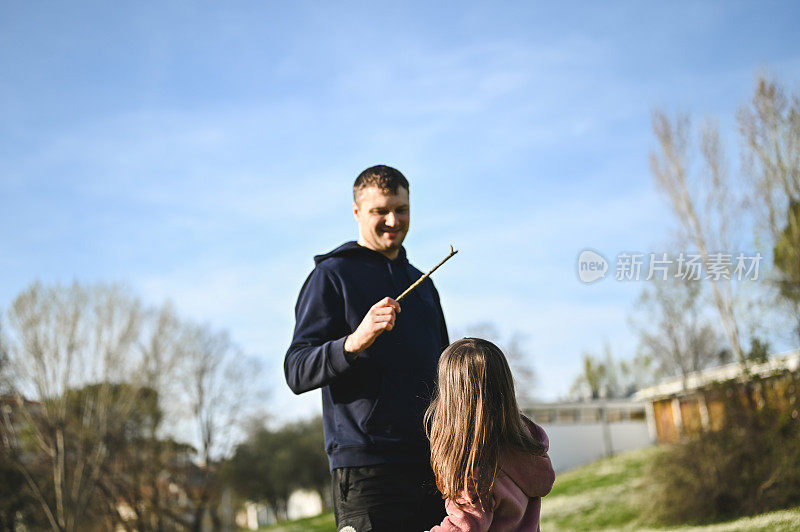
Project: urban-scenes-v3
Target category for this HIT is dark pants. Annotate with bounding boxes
[331,463,446,532]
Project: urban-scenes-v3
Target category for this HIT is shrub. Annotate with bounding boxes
[645,371,800,525]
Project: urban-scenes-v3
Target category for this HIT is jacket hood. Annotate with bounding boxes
[499,418,556,498]
[314,241,407,265]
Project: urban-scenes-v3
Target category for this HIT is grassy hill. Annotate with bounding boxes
[255,446,800,531]
[541,446,800,531]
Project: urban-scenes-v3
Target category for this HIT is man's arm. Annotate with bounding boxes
[284,268,401,395]
[284,268,352,395]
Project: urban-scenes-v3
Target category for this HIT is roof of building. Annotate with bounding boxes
[522,399,645,411]
[634,349,800,401]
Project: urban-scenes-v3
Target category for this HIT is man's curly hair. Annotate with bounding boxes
[353,165,409,203]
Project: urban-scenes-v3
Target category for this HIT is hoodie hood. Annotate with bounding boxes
[314,241,407,265]
[499,418,556,498]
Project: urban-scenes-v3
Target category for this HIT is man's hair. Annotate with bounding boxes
[353,165,409,202]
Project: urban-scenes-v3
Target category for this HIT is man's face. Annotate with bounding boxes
[353,185,410,260]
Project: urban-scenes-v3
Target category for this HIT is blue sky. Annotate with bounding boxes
[2,1,800,420]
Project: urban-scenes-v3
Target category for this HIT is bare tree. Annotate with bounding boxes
[0,281,142,531]
[139,302,184,408]
[738,76,800,340]
[176,321,262,531]
[631,274,726,390]
[650,112,748,369]
[0,326,11,395]
[1,281,266,531]
[568,342,653,400]
[93,303,195,531]
[738,77,800,241]
[616,352,656,397]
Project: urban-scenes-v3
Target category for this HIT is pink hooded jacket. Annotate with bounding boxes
[428,419,555,532]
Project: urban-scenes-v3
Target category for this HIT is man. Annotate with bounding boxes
[285,165,449,532]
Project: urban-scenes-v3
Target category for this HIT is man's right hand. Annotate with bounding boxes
[344,297,401,355]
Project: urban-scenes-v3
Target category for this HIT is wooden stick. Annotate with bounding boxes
[396,245,458,301]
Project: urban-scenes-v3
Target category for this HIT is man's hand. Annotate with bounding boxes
[344,297,401,355]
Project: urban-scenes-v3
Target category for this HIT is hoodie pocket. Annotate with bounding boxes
[362,374,394,439]
[362,372,424,441]
[361,372,382,429]
[330,364,380,446]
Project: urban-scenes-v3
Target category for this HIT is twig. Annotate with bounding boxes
[396,245,458,301]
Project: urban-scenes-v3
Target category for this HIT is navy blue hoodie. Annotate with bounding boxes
[285,241,449,470]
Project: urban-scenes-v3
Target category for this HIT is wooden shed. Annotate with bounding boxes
[635,350,800,443]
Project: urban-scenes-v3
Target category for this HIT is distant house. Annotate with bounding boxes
[235,490,324,530]
[525,399,647,425]
[635,350,800,443]
[522,399,652,471]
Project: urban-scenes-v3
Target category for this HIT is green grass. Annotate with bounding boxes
[540,446,800,532]
[248,447,800,531]
[256,511,335,531]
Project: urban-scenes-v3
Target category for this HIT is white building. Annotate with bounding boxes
[523,399,652,471]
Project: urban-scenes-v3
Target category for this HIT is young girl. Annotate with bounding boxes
[425,338,555,532]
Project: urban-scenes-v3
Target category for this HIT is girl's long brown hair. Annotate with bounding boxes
[425,338,545,508]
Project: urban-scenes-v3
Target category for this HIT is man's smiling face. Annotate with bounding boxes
[353,185,410,260]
